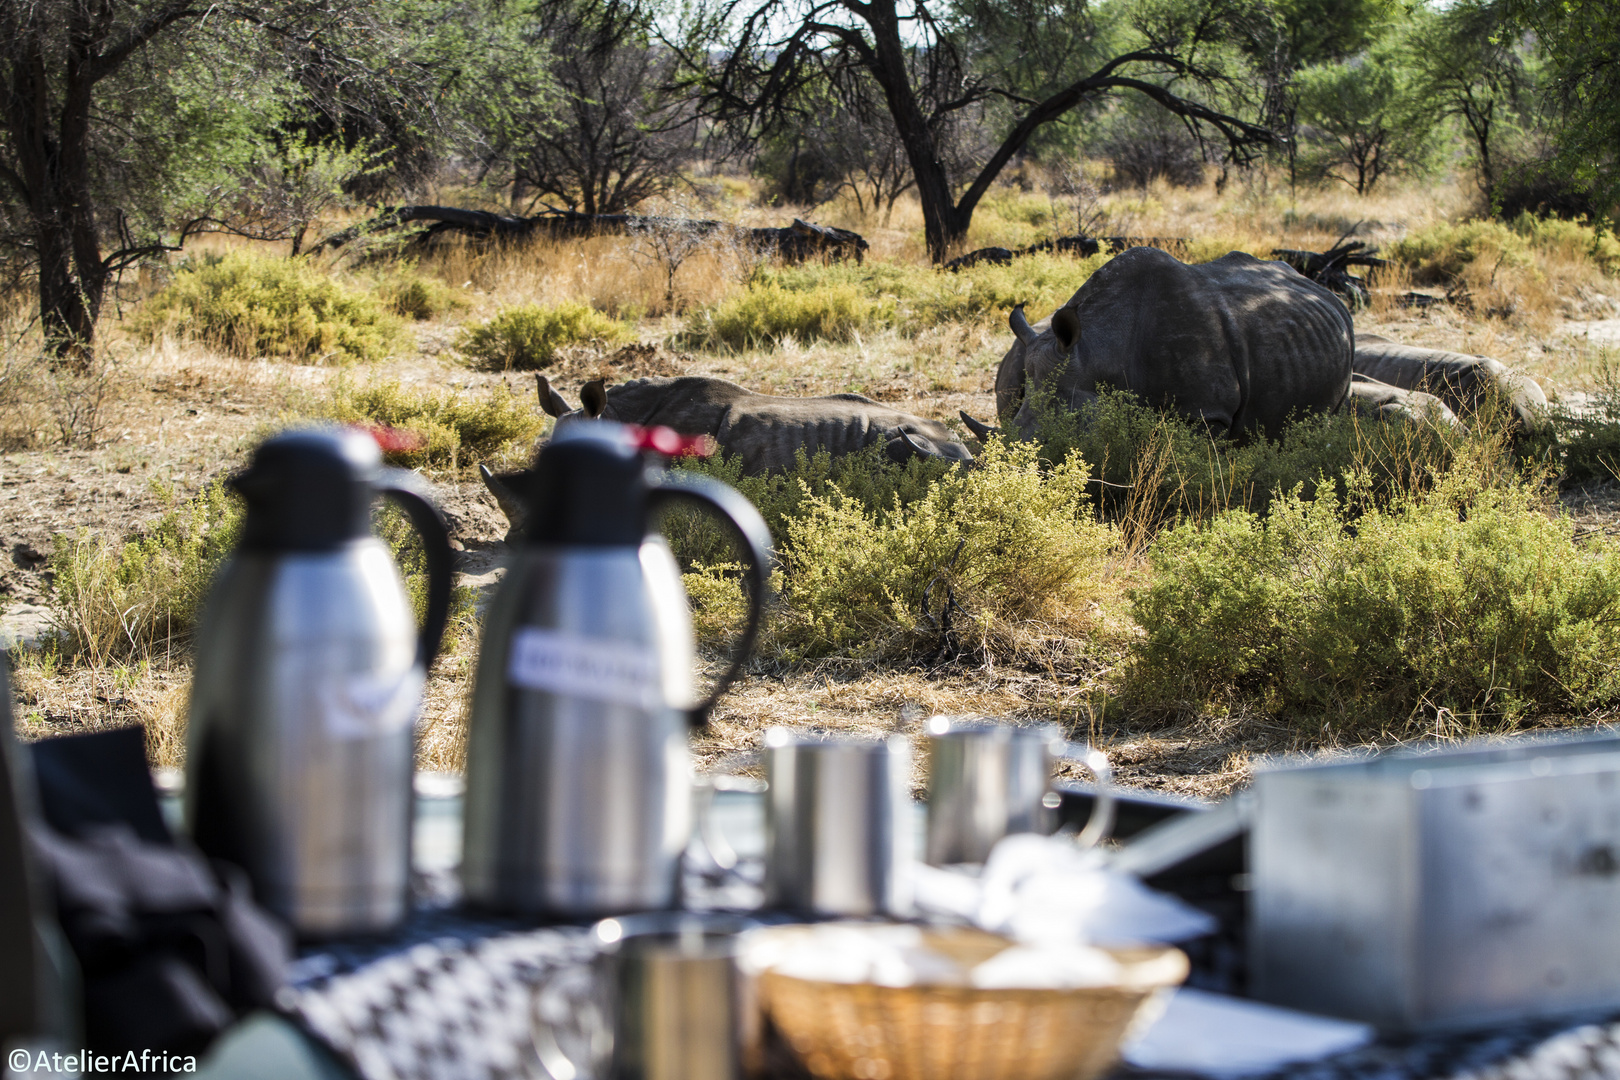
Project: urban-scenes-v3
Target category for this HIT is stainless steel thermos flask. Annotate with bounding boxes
[461,423,771,917]
[186,426,453,936]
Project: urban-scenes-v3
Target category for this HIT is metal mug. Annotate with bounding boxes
[532,913,756,1080]
[923,716,1114,866]
[760,727,913,918]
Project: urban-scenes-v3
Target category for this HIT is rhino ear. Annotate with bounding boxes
[479,464,528,541]
[536,374,572,417]
[1052,307,1082,350]
[580,379,608,418]
[887,428,938,464]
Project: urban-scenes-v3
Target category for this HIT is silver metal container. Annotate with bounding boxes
[923,717,1114,865]
[1251,734,1620,1030]
[461,543,697,916]
[460,425,770,918]
[187,428,453,937]
[762,728,913,918]
[533,913,755,1080]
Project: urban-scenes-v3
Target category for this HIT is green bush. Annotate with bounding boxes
[680,253,1103,348]
[135,252,402,363]
[457,302,630,370]
[377,272,469,320]
[1390,216,1620,284]
[1554,362,1620,483]
[50,480,243,662]
[1389,220,1537,285]
[682,282,892,349]
[663,445,957,565]
[674,442,1115,661]
[319,380,546,469]
[1127,468,1620,727]
[1030,384,1495,527]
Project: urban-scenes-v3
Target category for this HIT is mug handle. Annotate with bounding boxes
[1055,742,1115,848]
[646,472,774,728]
[693,751,765,874]
[532,963,607,1080]
[377,468,455,672]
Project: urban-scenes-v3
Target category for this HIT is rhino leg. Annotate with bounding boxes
[479,464,528,541]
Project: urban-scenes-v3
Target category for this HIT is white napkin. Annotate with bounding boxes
[1123,988,1374,1076]
[915,832,1217,946]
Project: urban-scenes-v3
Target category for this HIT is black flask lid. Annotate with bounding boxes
[520,424,648,546]
[232,426,382,551]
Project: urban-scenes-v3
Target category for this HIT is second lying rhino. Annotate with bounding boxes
[481,375,976,538]
[537,375,975,473]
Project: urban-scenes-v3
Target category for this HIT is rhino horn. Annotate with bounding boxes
[479,464,527,540]
[959,410,999,441]
[536,374,572,417]
[580,378,609,419]
[1009,303,1039,345]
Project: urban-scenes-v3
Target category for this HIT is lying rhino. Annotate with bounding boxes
[1352,335,1548,431]
[481,375,975,537]
[996,247,1354,440]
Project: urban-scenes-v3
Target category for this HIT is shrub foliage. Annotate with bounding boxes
[318,380,546,469]
[136,252,403,363]
[670,442,1115,662]
[457,302,630,369]
[1128,467,1620,727]
[50,480,244,663]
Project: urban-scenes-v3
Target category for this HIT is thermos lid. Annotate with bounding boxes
[522,424,648,546]
[232,426,382,550]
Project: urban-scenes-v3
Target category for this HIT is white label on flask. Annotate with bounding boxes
[320,666,425,741]
[507,628,663,709]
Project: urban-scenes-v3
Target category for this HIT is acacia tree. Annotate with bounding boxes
[1500,0,1620,219]
[1294,36,1439,194]
[481,0,698,215]
[1410,1,1539,204]
[676,0,1280,261]
[0,0,462,364]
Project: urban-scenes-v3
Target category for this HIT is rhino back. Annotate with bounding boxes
[1067,248,1352,436]
[602,376,755,433]
[719,406,889,473]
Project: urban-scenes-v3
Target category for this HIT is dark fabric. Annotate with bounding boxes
[26,727,291,1057]
[30,725,171,844]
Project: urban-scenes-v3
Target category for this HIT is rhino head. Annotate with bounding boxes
[1000,302,1090,440]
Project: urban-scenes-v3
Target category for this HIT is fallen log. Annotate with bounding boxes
[313,207,869,264]
[1271,239,1389,311]
[942,235,1186,272]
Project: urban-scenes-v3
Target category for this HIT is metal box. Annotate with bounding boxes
[1251,735,1620,1031]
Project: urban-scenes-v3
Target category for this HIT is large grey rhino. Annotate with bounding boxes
[996,247,1355,440]
[481,374,975,537]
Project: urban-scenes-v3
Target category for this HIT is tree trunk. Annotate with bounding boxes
[7,26,106,367]
[862,0,970,261]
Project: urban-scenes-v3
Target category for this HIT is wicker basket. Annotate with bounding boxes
[751,927,1187,1080]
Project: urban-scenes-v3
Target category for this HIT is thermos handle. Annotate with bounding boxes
[647,472,773,728]
[378,469,455,672]
[1055,742,1115,848]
